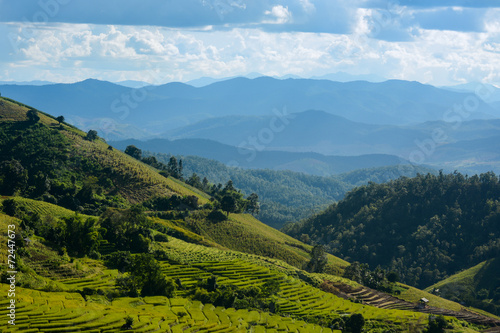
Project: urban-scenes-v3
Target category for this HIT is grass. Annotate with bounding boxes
[425,260,499,294]
[155,235,435,330]
[398,283,464,312]
[0,283,341,332]
[0,196,90,219]
[65,129,212,205]
[0,213,20,269]
[188,212,348,272]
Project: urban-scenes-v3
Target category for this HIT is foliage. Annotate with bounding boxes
[116,253,176,297]
[123,315,134,329]
[99,206,152,252]
[26,109,40,122]
[104,251,133,272]
[425,315,449,333]
[210,180,260,217]
[284,172,500,289]
[124,145,142,160]
[143,194,199,211]
[207,209,228,222]
[0,159,28,195]
[85,129,98,141]
[343,262,396,293]
[305,245,328,273]
[345,313,365,333]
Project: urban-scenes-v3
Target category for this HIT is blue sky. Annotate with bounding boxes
[0,0,500,86]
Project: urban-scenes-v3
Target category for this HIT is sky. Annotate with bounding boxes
[1,0,500,86]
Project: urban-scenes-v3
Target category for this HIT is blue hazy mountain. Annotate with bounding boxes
[160,110,500,174]
[110,136,410,176]
[1,77,498,140]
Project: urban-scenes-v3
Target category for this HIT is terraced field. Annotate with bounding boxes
[328,281,500,327]
[157,237,430,329]
[0,284,340,332]
[0,197,87,219]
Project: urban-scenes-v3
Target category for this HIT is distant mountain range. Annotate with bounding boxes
[442,82,500,103]
[110,136,410,176]
[1,77,498,141]
[157,110,500,174]
[2,76,499,174]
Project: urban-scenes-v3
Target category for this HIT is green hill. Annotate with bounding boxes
[1,96,499,332]
[0,96,209,215]
[283,172,500,290]
[426,259,500,316]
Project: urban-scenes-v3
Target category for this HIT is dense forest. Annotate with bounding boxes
[283,172,500,291]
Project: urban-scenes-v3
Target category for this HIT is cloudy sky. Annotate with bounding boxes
[1,0,500,86]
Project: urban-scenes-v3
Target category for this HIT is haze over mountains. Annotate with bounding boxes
[1,76,498,135]
[1,76,499,174]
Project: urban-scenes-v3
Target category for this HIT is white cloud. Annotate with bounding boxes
[264,5,292,24]
[1,19,500,86]
[484,8,500,33]
[299,0,316,14]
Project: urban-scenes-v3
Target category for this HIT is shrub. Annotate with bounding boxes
[154,233,169,242]
[207,209,227,222]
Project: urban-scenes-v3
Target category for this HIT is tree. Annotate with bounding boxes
[129,254,176,297]
[426,315,448,333]
[387,271,399,283]
[26,109,40,123]
[61,215,100,256]
[56,115,65,124]
[122,315,134,330]
[85,129,98,141]
[167,156,180,178]
[245,193,260,214]
[1,198,21,218]
[99,207,151,251]
[220,194,238,216]
[346,313,365,333]
[305,244,328,273]
[178,159,183,180]
[0,160,28,195]
[125,145,142,160]
[187,173,202,189]
[223,180,236,193]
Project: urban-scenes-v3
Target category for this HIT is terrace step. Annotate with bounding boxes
[324,280,500,328]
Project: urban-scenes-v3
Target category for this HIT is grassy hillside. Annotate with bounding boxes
[0,96,209,215]
[425,259,500,316]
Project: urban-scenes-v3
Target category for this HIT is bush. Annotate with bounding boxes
[207,209,227,222]
[154,233,169,242]
[426,315,448,333]
[122,315,134,329]
[105,251,133,272]
[387,271,399,283]
[89,250,101,260]
[345,313,365,333]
